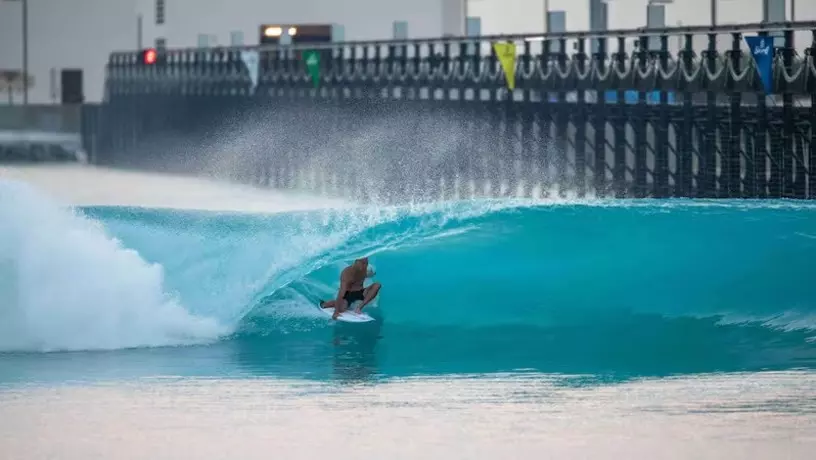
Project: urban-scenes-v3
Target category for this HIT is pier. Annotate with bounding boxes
[87,21,816,200]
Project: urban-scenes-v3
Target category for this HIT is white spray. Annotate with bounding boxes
[0,179,227,352]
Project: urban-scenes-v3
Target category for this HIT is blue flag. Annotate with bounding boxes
[744,35,775,94]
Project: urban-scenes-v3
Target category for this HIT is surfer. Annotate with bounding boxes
[319,257,381,320]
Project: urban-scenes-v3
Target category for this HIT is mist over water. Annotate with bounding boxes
[138,103,573,204]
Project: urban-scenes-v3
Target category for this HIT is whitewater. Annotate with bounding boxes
[1,163,815,459]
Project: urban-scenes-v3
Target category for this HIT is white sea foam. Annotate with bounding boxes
[0,179,229,352]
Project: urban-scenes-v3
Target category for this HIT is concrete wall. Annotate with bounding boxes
[0,105,82,133]
[0,106,86,163]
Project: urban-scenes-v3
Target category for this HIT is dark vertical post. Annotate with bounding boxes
[593,35,608,197]
[488,41,501,197]
[744,133,755,197]
[702,33,718,197]
[500,41,516,198]
[678,33,694,197]
[575,36,587,197]
[412,42,424,199]
[473,40,487,196]
[654,33,670,198]
[810,30,816,199]
[539,37,552,195]
[555,37,568,197]
[634,35,648,197]
[741,49,755,198]
[613,36,627,197]
[756,29,770,198]
[396,42,409,200]
[440,41,454,200]
[782,29,798,198]
[521,40,534,197]
[767,72,782,196]
[590,0,607,195]
[458,41,471,199]
[727,32,743,198]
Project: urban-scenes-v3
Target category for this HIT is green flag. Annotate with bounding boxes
[303,50,321,88]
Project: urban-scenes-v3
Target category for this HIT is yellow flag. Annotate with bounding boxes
[492,42,516,91]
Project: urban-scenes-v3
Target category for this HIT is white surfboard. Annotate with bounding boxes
[317,301,375,323]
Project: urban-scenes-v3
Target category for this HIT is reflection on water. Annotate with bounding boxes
[1,372,814,460]
[1,316,815,388]
[1,315,814,459]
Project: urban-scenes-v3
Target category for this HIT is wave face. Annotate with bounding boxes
[2,178,816,377]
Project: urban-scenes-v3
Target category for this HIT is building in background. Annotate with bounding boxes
[467,0,813,77]
[1,0,814,105]
[468,0,813,36]
[0,0,459,105]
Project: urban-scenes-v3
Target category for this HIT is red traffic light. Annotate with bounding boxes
[143,48,158,65]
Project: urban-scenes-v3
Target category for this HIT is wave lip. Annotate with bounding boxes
[0,179,228,353]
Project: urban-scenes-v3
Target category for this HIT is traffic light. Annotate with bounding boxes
[142,48,158,65]
[140,47,168,66]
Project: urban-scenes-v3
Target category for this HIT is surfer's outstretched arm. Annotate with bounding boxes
[331,274,350,320]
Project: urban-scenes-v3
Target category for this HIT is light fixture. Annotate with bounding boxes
[264,26,283,37]
[143,48,157,65]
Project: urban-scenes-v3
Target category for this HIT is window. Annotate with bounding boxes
[155,37,167,50]
[155,0,165,25]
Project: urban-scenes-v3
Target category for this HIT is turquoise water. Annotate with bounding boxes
[2,179,816,458]
[1,179,815,385]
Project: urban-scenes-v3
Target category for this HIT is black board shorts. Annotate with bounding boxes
[343,289,365,303]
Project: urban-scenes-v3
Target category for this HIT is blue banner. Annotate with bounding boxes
[744,35,775,94]
[603,90,676,105]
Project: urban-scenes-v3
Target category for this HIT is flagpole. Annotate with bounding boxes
[544,0,549,32]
